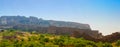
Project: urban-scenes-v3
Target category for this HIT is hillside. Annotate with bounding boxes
[0,16,103,39]
[0,16,120,43]
[0,16,90,29]
[0,30,120,47]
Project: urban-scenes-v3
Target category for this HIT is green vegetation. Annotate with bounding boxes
[0,30,119,47]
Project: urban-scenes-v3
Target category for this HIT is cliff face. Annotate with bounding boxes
[0,16,91,29]
[0,16,103,40]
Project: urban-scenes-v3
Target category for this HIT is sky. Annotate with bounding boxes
[0,0,120,35]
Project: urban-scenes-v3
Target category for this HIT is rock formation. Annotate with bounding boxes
[0,16,91,29]
[0,16,103,41]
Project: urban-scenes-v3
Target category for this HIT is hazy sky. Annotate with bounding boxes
[0,0,120,35]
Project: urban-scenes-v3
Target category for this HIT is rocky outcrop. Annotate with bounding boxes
[79,32,120,42]
[98,32,120,42]
[0,15,119,42]
[12,25,103,40]
[0,16,91,29]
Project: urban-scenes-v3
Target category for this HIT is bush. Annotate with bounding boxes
[116,40,120,46]
[103,43,112,47]
[43,38,49,42]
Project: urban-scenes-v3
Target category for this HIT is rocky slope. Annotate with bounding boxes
[0,16,103,40]
[0,16,90,29]
[0,16,119,43]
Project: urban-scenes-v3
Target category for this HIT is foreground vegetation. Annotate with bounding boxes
[0,30,120,47]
